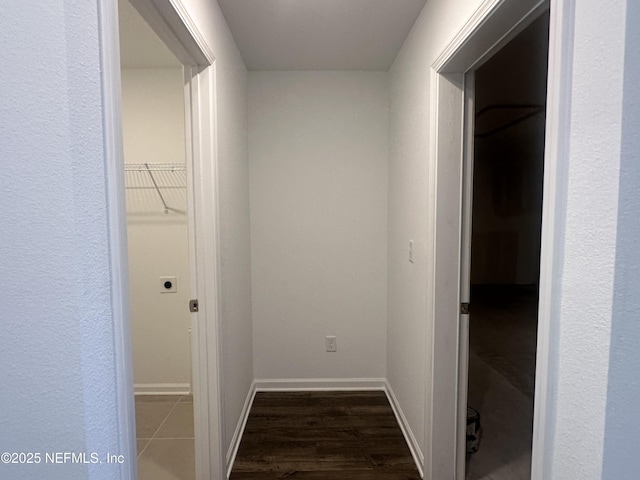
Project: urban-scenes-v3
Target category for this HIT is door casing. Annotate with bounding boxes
[426,0,556,478]
[99,1,224,479]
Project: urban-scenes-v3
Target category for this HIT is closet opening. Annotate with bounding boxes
[463,12,549,480]
[118,2,195,478]
[115,0,225,478]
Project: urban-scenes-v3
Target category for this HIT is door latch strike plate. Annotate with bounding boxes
[460,302,470,315]
[189,299,199,313]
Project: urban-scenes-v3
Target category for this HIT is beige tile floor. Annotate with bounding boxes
[135,395,195,480]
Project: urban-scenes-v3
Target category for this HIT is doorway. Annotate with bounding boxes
[112,0,224,478]
[119,1,195,478]
[426,1,553,478]
[464,13,549,480]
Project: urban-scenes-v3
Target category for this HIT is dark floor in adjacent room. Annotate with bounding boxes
[466,286,538,480]
[230,391,421,480]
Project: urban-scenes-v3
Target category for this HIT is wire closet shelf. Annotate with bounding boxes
[124,162,187,215]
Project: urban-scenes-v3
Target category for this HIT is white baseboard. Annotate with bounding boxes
[254,377,387,391]
[226,381,257,479]
[134,383,191,395]
[384,380,425,478]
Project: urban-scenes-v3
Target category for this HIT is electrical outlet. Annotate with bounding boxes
[160,276,177,293]
[326,336,337,352]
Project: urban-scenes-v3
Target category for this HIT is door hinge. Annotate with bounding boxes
[460,302,470,315]
[189,299,199,313]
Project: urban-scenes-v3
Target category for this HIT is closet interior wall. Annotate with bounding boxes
[121,67,191,393]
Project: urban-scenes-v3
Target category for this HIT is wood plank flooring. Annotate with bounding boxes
[230,391,421,480]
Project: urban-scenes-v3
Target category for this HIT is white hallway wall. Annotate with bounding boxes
[0,1,252,477]
[0,3,124,479]
[249,71,389,381]
[389,0,640,477]
[387,0,485,463]
[601,1,640,476]
[121,67,191,391]
[539,0,640,478]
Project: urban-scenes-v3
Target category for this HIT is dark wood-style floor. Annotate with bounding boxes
[230,391,421,480]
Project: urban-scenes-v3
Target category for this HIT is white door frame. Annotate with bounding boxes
[98,1,224,479]
[426,0,554,478]
[456,71,475,478]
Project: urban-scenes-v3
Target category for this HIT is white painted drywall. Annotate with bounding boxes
[537,0,635,478]
[121,68,191,392]
[0,2,122,479]
[0,0,252,474]
[387,0,484,466]
[602,2,640,476]
[389,0,640,478]
[176,0,254,456]
[249,71,389,380]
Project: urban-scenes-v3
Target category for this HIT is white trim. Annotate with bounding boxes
[134,383,191,395]
[129,0,214,66]
[427,1,551,478]
[428,69,466,480]
[385,381,425,479]
[254,378,387,392]
[435,0,549,74]
[189,63,226,480]
[183,65,197,400]
[97,1,136,480]
[226,381,257,478]
[456,72,475,480]
[169,0,216,64]
[425,67,439,478]
[531,1,575,478]
[433,0,504,72]
[183,64,210,480]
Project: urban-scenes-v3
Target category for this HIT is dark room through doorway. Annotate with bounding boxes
[465,12,550,480]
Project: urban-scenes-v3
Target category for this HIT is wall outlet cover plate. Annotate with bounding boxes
[160,276,177,293]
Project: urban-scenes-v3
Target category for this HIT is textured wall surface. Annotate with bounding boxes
[602,2,640,476]
[545,1,627,478]
[0,0,253,476]
[0,2,121,478]
[249,71,389,381]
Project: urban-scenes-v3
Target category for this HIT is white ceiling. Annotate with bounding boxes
[118,0,181,68]
[217,0,428,71]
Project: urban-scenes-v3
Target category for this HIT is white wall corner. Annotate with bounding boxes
[384,381,425,478]
[226,380,257,478]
